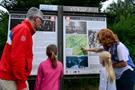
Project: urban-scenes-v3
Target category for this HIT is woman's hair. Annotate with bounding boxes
[99,51,116,83]
[46,44,57,69]
[97,28,118,47]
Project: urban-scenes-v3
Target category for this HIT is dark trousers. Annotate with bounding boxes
[116,69,135,90]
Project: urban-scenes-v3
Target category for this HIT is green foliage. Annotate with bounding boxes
[109,15,135,60]
[106,0,135,23]
[0,11,8,57]
[106,0,135,61]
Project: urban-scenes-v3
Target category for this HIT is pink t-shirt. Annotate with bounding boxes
[34,58,63,90]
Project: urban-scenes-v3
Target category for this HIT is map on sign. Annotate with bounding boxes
[66,34,87,55]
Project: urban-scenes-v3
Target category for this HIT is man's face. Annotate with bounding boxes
[34,17,43,31]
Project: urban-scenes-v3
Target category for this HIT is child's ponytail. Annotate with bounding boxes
[50,51,57,68]
[46,44,57,69]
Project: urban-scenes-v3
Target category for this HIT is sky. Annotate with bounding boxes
[0,6,8,12]
[101,0,125,11]
[101,0,117,11]
[0,0,8,12]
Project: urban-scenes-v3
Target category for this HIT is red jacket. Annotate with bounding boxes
[0,19,34,90]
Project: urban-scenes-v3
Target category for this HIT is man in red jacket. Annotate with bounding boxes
[0,7,43,90]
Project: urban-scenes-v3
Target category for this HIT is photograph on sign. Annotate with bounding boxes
[88,30,97,48]
[66,21,86,34]
[66,56,88,69]
[41,16,56,32]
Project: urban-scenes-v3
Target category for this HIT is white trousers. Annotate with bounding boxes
[0,79,29,90]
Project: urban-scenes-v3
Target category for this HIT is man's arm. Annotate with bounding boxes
[10,27,28,90]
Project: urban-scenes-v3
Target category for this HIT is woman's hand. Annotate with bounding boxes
[80,47,87,51]
[80,47,88,54]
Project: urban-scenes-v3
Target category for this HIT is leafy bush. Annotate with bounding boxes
[0,11,8,57]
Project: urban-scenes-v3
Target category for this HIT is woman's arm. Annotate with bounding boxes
[113,61,127,68]
[81,47,104,52]
[114,43,128,68]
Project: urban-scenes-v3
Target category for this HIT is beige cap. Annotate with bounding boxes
[26,7,43,20]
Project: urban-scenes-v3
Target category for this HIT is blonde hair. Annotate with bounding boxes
[99,51,116,83]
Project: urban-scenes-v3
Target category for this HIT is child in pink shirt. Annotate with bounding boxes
[34,44,63,90]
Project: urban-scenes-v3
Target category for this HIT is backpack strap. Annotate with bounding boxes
[109,43,119,62]
[128,55,135,68]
